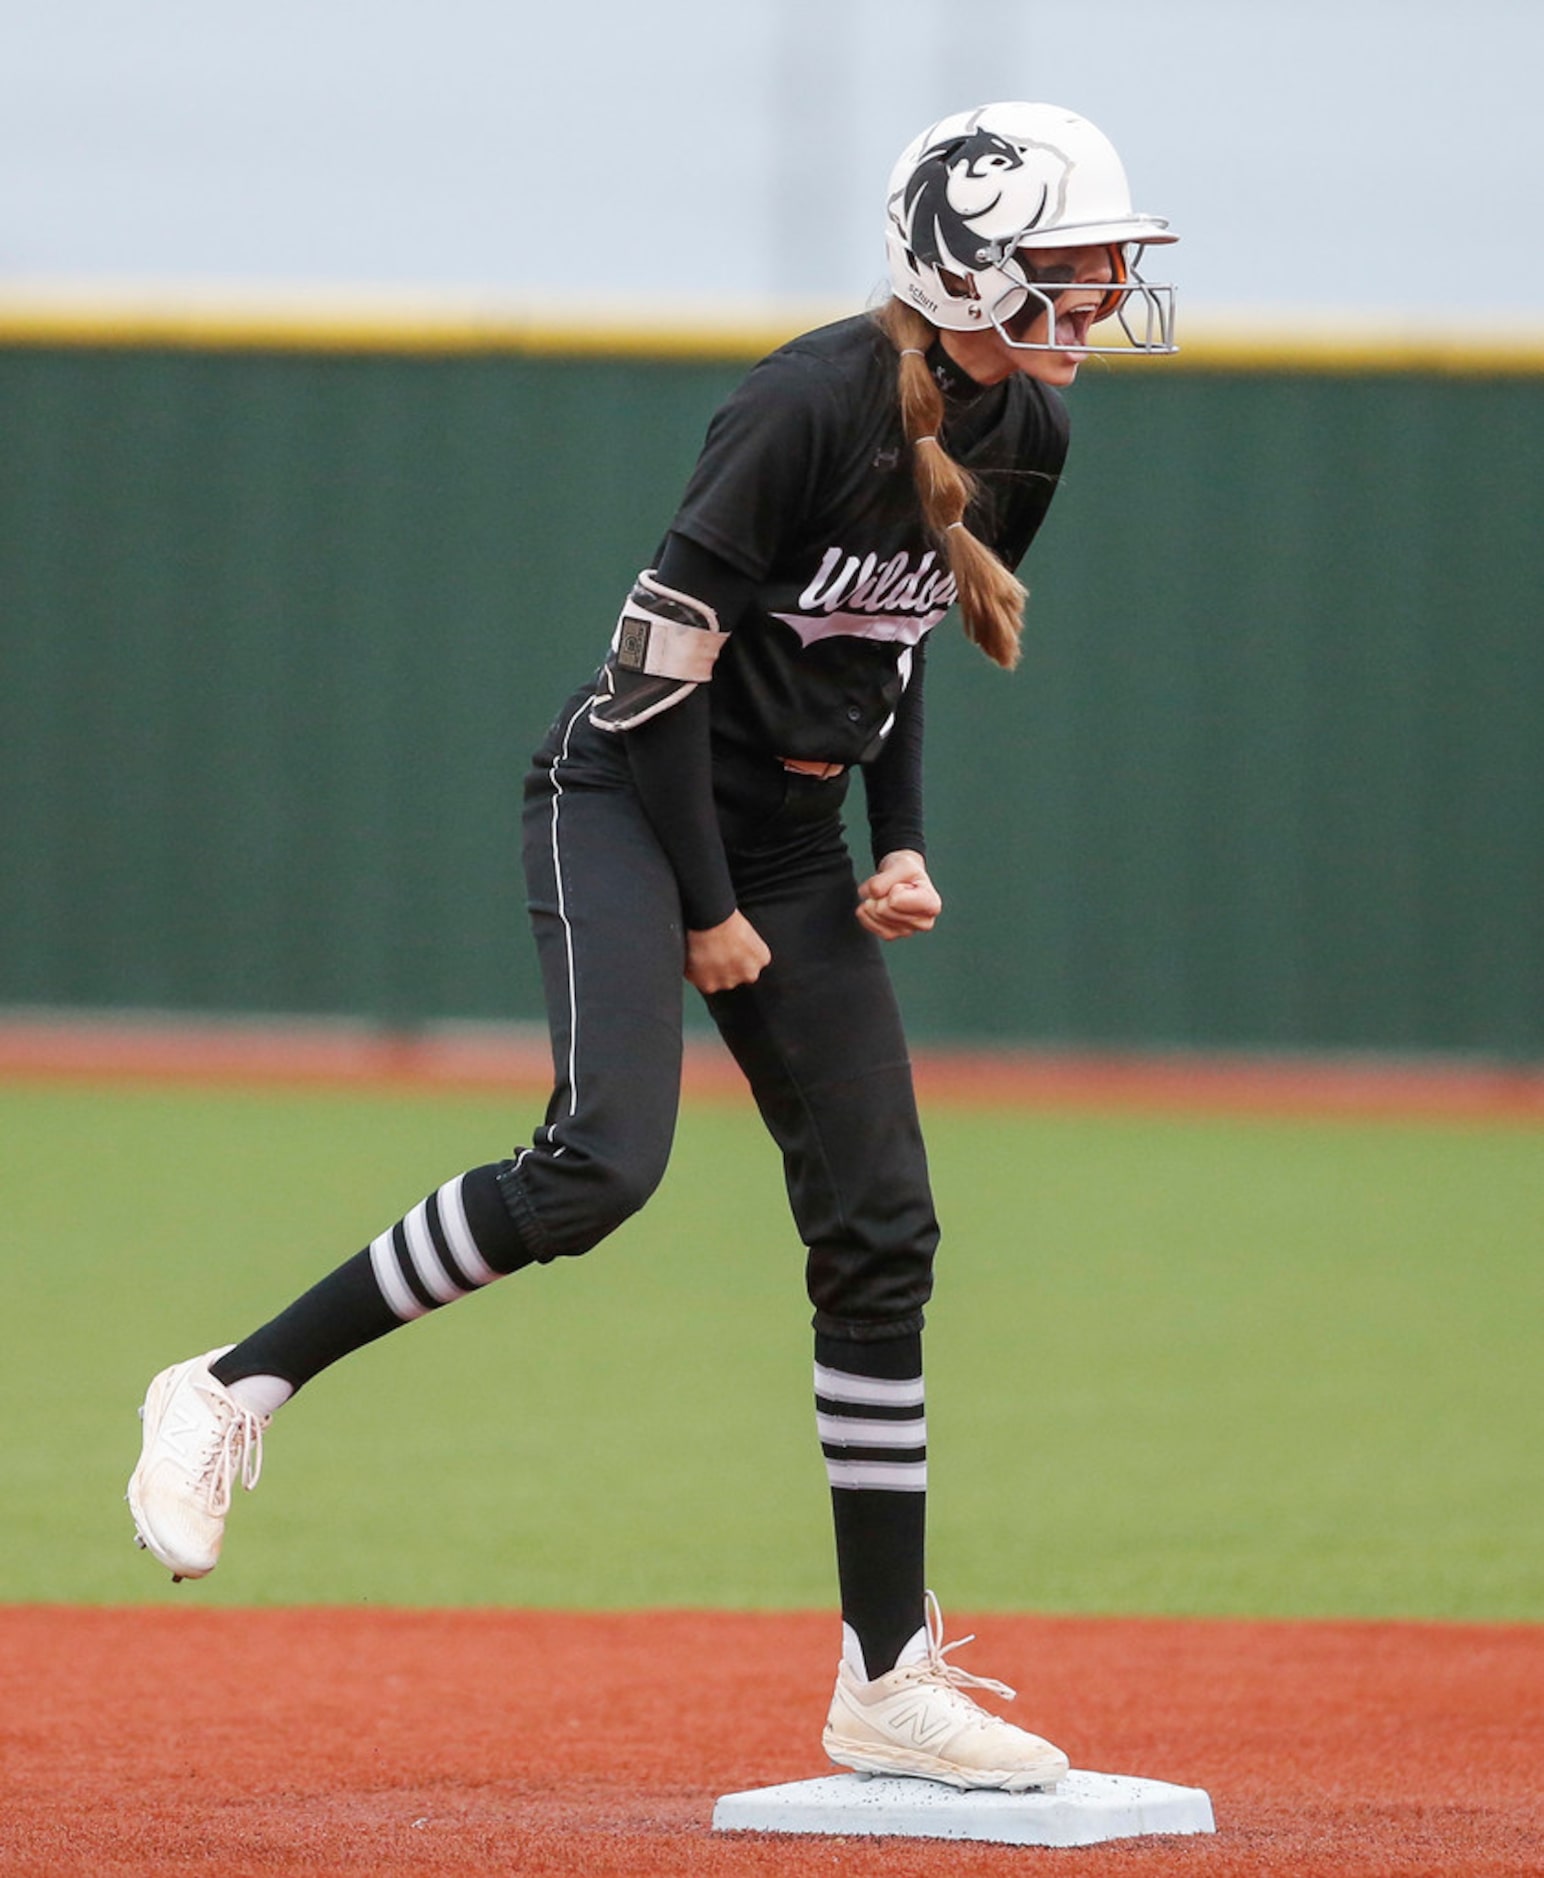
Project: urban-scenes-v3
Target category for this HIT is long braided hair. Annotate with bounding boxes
[872,297,1027,671]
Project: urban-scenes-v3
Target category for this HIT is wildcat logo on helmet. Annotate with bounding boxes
[895,126,1068,275]
[883,102,1179,354]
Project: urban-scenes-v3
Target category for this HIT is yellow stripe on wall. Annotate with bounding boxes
[1166,323,1544,377]
[0,293,813,362]
[1,290,1541,374]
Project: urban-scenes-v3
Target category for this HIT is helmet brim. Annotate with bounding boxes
[1013,217,1178,249]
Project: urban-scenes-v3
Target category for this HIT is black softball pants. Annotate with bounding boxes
[498,694,938,1338]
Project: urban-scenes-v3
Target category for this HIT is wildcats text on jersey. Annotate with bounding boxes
[773,545,958,648]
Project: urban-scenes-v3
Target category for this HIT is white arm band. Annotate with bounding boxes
[589,568,730,733]
[610,570,727,681]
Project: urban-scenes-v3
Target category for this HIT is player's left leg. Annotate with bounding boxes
[705,775,1067,1788]
[707,773,935,1671]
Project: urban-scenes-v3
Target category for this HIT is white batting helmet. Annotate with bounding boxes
[885,103,1178,353]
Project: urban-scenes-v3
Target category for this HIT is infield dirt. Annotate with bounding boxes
[3,1607,1538,1876]
[4,1011,1544,1124]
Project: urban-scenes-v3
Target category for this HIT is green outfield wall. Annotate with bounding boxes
[2,311,1541,1056]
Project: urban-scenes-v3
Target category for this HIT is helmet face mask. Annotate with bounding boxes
[988,249,1176,355]
[885,102,1178,355]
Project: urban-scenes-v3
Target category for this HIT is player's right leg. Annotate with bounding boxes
[128,694,689,1580]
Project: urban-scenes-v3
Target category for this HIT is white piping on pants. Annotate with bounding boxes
[512,695,598,1172]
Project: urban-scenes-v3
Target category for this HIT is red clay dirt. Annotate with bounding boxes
[4,1012,1544,1124]
[2,1607,1538,1877]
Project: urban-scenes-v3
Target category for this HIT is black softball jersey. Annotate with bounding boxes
[615,314,1071,930]
[670,313,1070,765]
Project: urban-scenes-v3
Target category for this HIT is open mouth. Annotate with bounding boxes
[1005,295,1100,351]
[1050,310,1097,352]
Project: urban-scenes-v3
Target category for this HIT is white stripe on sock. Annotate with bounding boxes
[825,1458,928,1492]
[398,1201,465,1307]
[402,1199,467,1304]
[435,1176,501,1288]
[817,1412,927,1449]
[369,1229,429,1322]
[814,1362,925,1408]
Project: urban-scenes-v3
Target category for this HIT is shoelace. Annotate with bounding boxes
[895,1590,1018,1708]
[195,1389,265,1517]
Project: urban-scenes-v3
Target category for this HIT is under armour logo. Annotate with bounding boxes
[872,446,900,471]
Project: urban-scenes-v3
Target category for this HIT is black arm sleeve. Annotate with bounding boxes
[862,637,927,868]
[621,533,756,932]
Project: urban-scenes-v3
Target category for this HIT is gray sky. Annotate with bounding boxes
[1,0,1539,322]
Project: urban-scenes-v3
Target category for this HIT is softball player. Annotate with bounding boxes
[129,102,1176,1792]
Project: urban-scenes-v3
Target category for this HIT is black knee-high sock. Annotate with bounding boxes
[815,1327,927,1680]
[211,1164,533,1393]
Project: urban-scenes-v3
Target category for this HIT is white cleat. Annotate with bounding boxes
[126,1347,269,1581]
[823,1592,1070,1792]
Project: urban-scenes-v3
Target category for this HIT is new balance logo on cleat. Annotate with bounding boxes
[876,1694,962,1754]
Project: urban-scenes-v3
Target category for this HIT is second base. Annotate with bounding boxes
[712,1768,1216,1847]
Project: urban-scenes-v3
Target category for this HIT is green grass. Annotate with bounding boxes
[4,1078,1541,1618]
